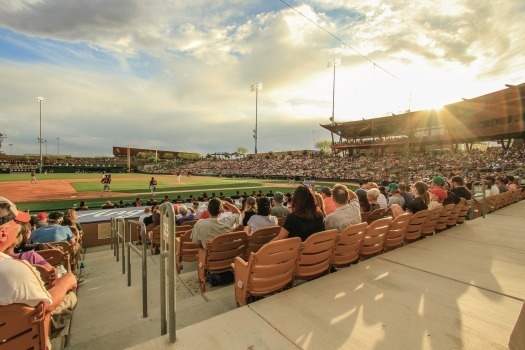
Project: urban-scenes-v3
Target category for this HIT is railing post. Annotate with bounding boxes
[159,203,176,342]
[141,222,148,318]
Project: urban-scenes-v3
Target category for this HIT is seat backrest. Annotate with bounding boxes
[178,231,199,261]
[296,229,339,280]
[246,226,281,256]
[33,264,56,289]
[405,209,429,242]
[421,207,443,236]
[361,217,392,257]
[177,225,193,232]
[435,204,455,231]
[204,231,248,272]
[367,208,385,224]
[447,198,466,226]
[456,199,472,224]
[37,248,66,268]
[360,211,370,223]
[384,213,412,252]
[0,302,46,350]
[246,237,302,294]
[331,222,367,268]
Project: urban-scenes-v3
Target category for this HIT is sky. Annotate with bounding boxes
[0,0,524,157]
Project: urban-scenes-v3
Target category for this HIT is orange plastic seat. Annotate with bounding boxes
[360,218,392,259]
[384,213,412,252]
[405,210,429,243]
[44,242,76,273]
[360,211,370,223]
[295,229,338,281]
[434,204,455,232]
[198,231,247,293]
[245,226,281,257]
[331,222,367,269]
[0,302,47,350]
[456,199,472,224]
[38,248,70,273]
[447,198,466,228]
[421,207,443,237]
[233,237,301,307]
[33,265,57,290]
[367,208,386,224]
[175,230,199,274]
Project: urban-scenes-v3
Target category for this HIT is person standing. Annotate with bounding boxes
[31,171,37,184]
[100,175,111,197]
[149,177,157,197]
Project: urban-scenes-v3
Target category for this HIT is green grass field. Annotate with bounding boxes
[0,173,356,212]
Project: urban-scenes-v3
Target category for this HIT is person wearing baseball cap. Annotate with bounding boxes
[428,188,447,210]
[270,192,290,218]
[0,196,77,341]
[431,176,458,206]
[36,211,48,228]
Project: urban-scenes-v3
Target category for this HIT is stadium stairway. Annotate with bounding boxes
[67,246,237,349]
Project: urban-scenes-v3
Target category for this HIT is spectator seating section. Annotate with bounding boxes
[405,210,429,242]
[435,204,455,232]
[33,265,57,290]
[175,230,198,274]
[456,199,472,224]
[233,238,301,307]
[367,208,386,224]
[38,248,70,274]
[447,198,466,228]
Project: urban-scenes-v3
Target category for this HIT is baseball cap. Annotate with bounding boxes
[0,197,31,223]
[273,192,284,203]
[386,183,399,192]
[36,212,48,220]
[429,188,448,200]
[432,176,446,185]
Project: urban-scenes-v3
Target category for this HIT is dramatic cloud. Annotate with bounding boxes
[0,0,523,156]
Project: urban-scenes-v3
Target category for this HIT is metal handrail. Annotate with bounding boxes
[159,203,176,343]
[112,217,126,274]
[126,220,148,318]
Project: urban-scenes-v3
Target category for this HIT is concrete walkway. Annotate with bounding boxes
[69,201,524,349]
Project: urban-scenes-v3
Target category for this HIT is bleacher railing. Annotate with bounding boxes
[159,202,176,343]
[111,217,126,274]
[126,220,148,318]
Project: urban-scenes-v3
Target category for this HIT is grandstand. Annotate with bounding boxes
[321,83,525,155]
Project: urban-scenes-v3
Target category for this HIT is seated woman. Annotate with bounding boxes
[391,181,430,217]
[273,185,325,242]
[355,189,371,213]
[241,196,257,226]
[244,197,278,235]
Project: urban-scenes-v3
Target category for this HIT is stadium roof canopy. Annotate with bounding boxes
[320,82,525,145]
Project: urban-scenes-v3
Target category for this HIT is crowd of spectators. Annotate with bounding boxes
[143,147,524,184]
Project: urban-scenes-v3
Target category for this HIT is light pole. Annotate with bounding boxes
[251,82,262,155]
[327,58,341,149]
[8,144,13,156]
[44,139,47,155]
[35,96,46,173]
[57,137,60,155]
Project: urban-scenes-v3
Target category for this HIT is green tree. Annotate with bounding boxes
[236,147,249,157]
[268,151,274,158]
[162,153,174,160]
[315,140,332,153]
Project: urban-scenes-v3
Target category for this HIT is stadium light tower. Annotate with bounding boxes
[57,137,60,155]
[327,58,341,148]
[35,96,46,173]
[251,82,262,155]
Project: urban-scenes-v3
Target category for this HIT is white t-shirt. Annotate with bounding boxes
[378,194,388,209]
[0,252,52,307]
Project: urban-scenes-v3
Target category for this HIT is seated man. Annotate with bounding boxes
[270,192,290,218]
[324,184,361,232]
[0,197,78,340]
[191,198,240,247]
[30,211,75,245]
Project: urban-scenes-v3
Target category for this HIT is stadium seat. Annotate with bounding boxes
[405,209,429,243]
[435,204,455,232]
[38,248,70,274]
[233,237,301,307]
[45,242,76,273]
[367,208,386,224]
[175,230,199,274]
[33,264,57,290]
[447,198,466,228]
[383,213,412,252]
[198,231,247,293]
[360,218,392,259]
[0,302,48,350]
[456,199,472,224]
[421,207,443,237]
[245,226,281,257]
[295,229,338,282]
[331,222,366,269]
